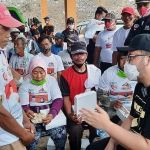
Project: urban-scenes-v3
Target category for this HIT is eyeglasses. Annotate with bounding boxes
[127,54,148,62]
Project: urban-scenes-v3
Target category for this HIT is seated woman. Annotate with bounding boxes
[18,57,67,150]
[97,50,137,123]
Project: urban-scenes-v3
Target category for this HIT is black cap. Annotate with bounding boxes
[117,34,150,52]
[136,0,150,3]
[102,13,116,21]
[67,34,79,43]
[71,41,87,55]
[33,17,41,23]
[67,17,75,24]
[43,16,49,20]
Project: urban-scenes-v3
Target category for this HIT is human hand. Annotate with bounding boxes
[113,100,122,110]
[26,110,35,119]
[104,138,117,150]
[24,122,36,134]
[80,105,110,130]
[20,130,35,146]
[42,114,53,125]
[68,112,82,124]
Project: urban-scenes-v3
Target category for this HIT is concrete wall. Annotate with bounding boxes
[0,0,136,32]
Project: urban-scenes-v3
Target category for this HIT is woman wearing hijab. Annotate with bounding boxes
[18,57,67,150]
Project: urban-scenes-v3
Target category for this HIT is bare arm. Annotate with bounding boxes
[93,46,101,68]
[63,96,72,115]
[57,71,62,86]
[0,105,28,139]
[112,51,118,66]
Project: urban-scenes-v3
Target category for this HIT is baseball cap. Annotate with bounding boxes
[43,16,49,20]
[55,32,64,40]
[117,34,150,52]
[10,28,20,34]
[0,3,24,28]
[67,17,75,24]
[71,41,87,55]
[33,17,41,23]
[67,34,79,43]
[102,13,116,20]
[121,7,135,15]
[136,0,150,3]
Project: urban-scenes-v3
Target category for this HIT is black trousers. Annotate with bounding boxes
[66,116,98,150]
[86,137,126,150]
[100,61,112,74]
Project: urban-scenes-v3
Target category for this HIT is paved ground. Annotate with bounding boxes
[35,130,89,150]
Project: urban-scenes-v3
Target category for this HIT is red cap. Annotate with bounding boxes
[0,3,24,28]
[121,7,135,15]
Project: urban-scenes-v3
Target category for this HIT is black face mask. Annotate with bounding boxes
[40,47,50,54]
[73,61,84,68]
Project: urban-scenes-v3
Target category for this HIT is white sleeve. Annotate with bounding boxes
[18,82,29,105]
[57,56,64,72]
[95,32,102,47]
[49,76,62,100]
[111,33,118,52]
[99,68,112,91]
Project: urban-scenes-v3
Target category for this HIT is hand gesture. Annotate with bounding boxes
[42,114,53,125]
[68,112,82,124]
[26,110,35,119]
[113,100,122,110]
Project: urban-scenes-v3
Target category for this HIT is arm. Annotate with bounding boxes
[93,46,101,68]
[112,51,118,66]
[63,96,72,115]
[57,71,62,86]
[81,105,150,150]
[0,105,34,145]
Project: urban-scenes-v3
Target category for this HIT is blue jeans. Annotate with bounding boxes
[26,123,67,150]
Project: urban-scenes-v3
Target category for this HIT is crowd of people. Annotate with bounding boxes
[1,0,150,150]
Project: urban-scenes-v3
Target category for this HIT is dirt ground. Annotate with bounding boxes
[35,130,89,150]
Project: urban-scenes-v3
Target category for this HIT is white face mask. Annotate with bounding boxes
[124,62,139,81]
[68,24,74,29]
[46,21,49,24]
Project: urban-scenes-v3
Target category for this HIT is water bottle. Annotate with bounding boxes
[96,129,109,139]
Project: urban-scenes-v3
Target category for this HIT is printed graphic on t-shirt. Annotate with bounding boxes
[110,82,133,101]
[15,62,26,75]
[29,88,49,103]
[47,62,54,74]
[105,35,113,49]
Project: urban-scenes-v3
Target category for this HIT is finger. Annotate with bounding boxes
[95,104,105,113]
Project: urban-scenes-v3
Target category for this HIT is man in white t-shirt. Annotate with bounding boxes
[0,3,34,150]
[58,34,79,69]
[9,34,34,76]
[94,13,117,73]
[112,7,136,65]
[38,35,64,85]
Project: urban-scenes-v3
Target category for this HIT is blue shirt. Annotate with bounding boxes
[51,44,63,55]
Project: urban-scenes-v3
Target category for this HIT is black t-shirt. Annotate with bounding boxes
[43,25,54,35]
[62,29,78,42]
[87,31,100,64]
[125,15,150,46]
[30,25,40,36]
[130,82,150,139]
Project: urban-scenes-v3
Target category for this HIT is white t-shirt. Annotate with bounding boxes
[111,27,130,51]
[0,50,23,146]
[58,50,73,69]
[95,29,117,63]
[39,53,64,74]
[99,65,137,102]
[18,75,62,106]
[63,42,67,50]
[9,53,34,75]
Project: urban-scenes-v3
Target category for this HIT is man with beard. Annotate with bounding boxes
[60,41,101,150]
[38,35,64,85]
